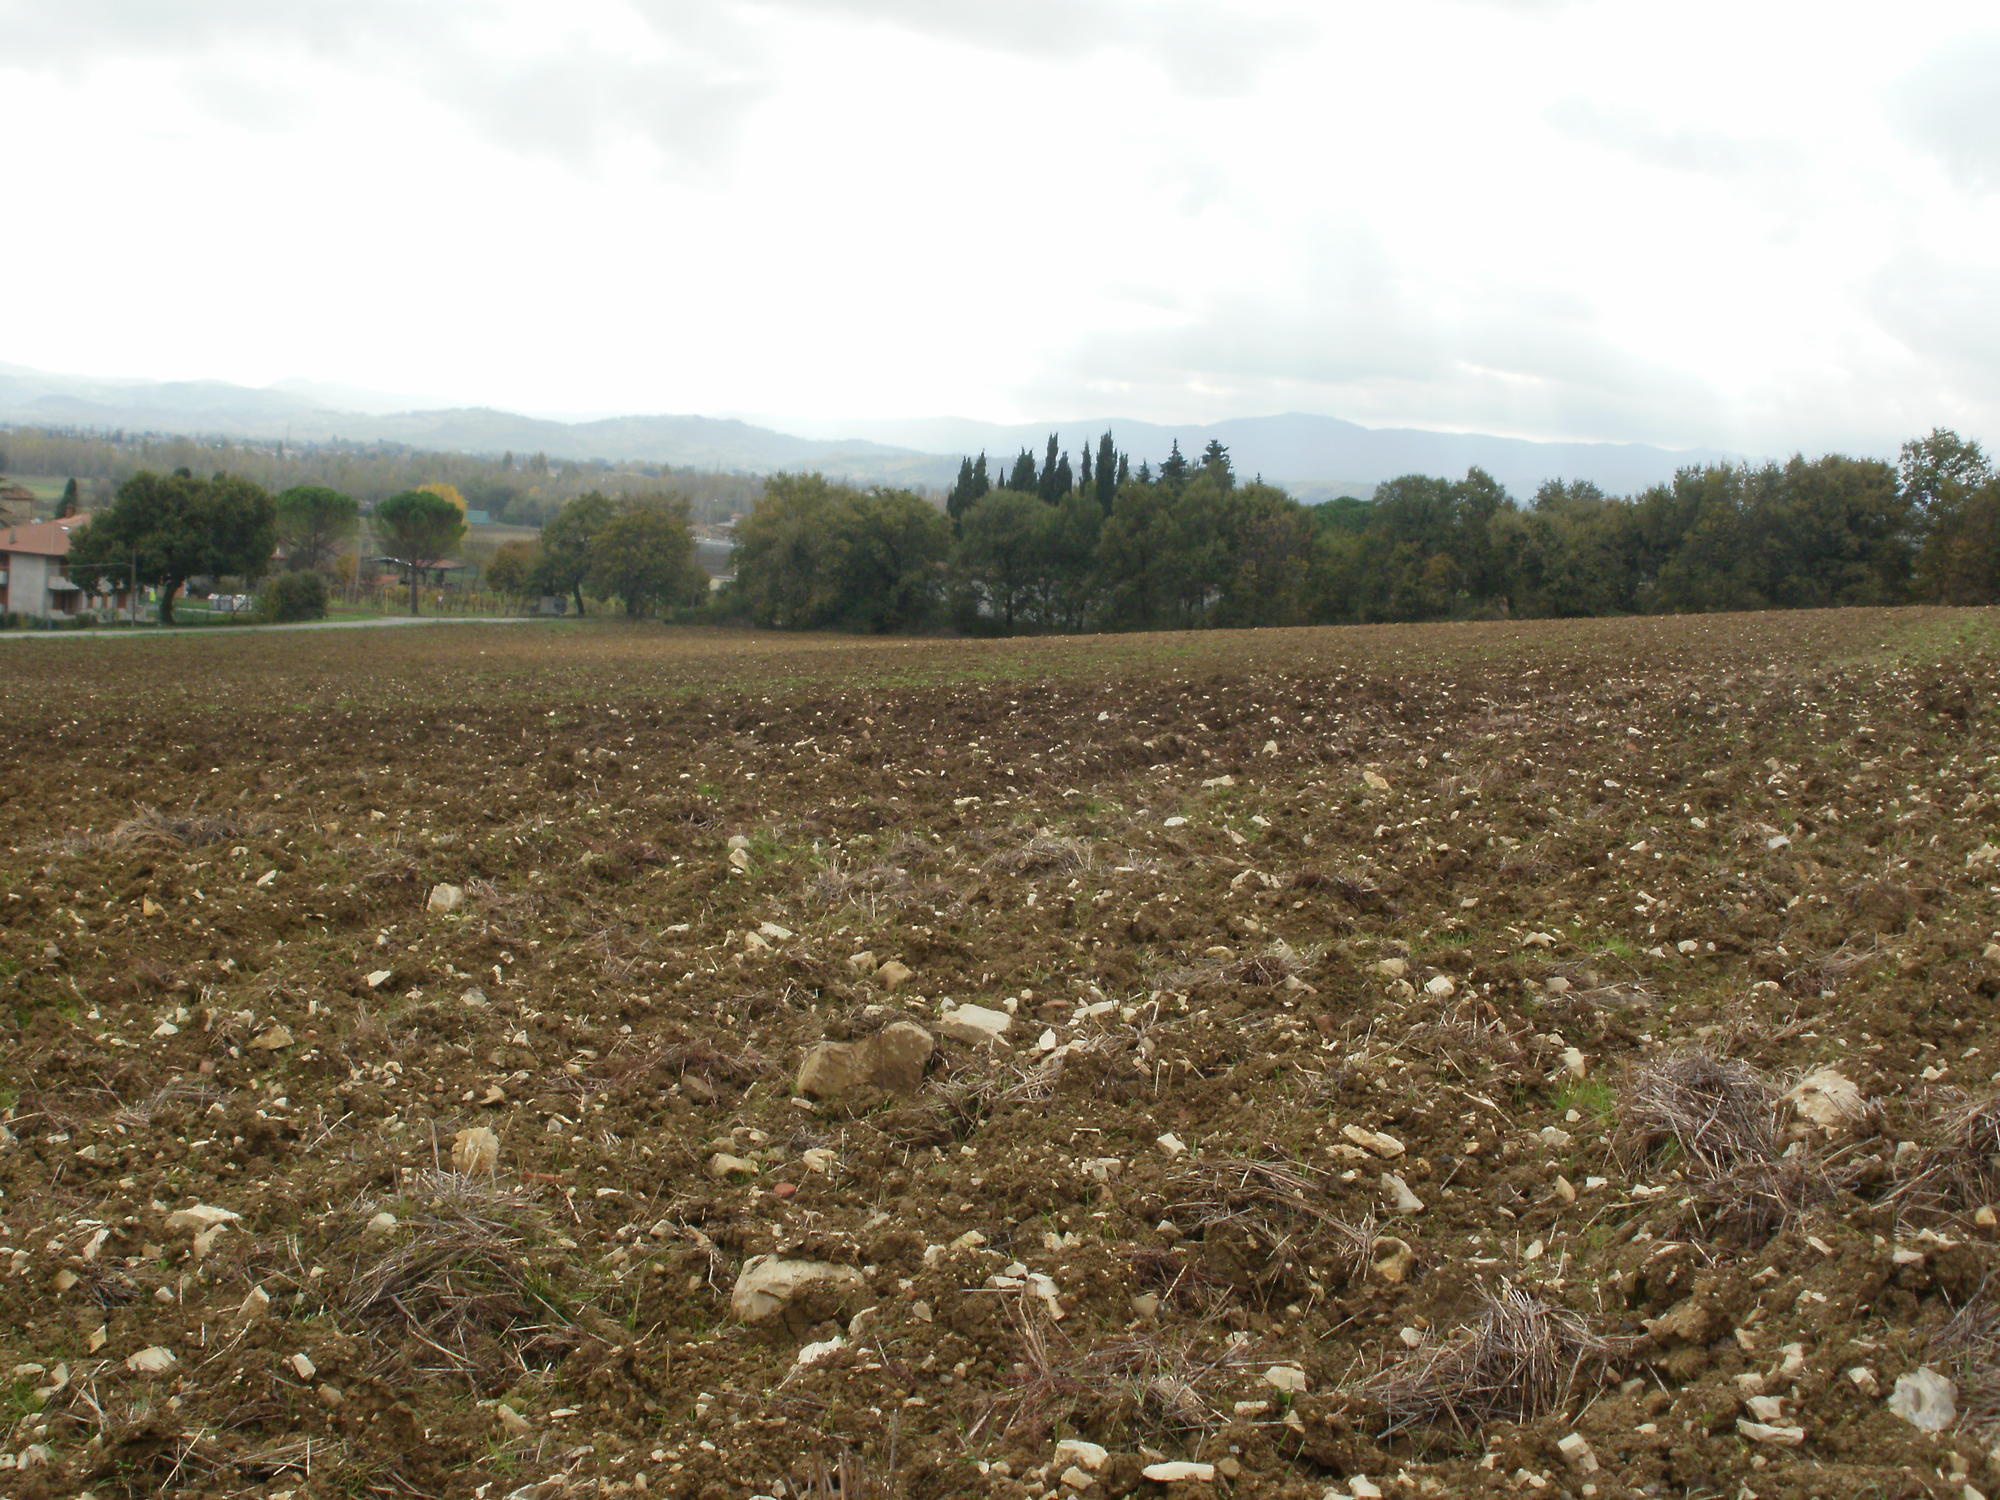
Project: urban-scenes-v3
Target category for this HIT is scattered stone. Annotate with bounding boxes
[1142,1461,1216,1483]
[1556,1433,1598,1472]
[1847,1366,1879,1396]
[126,1346,177,1375]
[1157,1132,1188,1157]
[495,1402,533,1437]
[365,969,393,990]
[1736,1419,1806,1446]
[707,1153,757,1180]
[427,883,464,913]
[249,1026,293,1052]
[1744,1394,1786,1422]
[239,1285,271,1321]
[1381,1172,1425,1213]
[1343,1125,1405,1159]
[937,1003,1014,1046]
[1265,1364,1309,1394]
[1056,1440,1109,1471]
[795,1336,845,1368]
[1423,974,1456,998]
[1060,1465,1098,1490]
[795,1021,935,1099]
[367,1211,399,1236]
[847,951,877,974]
[874,960,915,992]
[451,1126,501,1176]
[1373,957,1409,979]
[1362,770,1391,791]
[289,1353,316,1380]
[164,1204,240,1233]
[1371,1237,1415,1284]
[758,921,794,941]
[1888,1367,1957,1432]
[729,1256,869,1323]
[1784,1068,1867,1132]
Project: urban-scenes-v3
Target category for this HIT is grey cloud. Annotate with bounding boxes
[1028,254,1735,450]
[1871,249,2000,383]
[1546,96,1798,178]
[726,0,1313,95]
[1890,34,2000,193]
[0,0,771,171]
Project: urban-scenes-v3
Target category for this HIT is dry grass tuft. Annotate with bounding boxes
[1623,1050,1780,1174]
[983,831,1093,878]
[1623,1049,1837,1237]
[1900,1092,2000,1211]
[1351,1283,1621,1436]
[973,1294,1257,1443]
[63,803,257,855]
[1163,1155,1357,1303]
[342,1170,596,1390]
[1161,941,1308,994]
[1932,1277,2000,1431]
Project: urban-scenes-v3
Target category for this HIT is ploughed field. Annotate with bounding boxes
[3,609,2000,1500]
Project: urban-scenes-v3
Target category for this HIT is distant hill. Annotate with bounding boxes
[0,364,1739,499]
[761,413,1740,502]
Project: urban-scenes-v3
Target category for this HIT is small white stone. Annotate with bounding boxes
[1055,1439,1109,1471]
[1265,1363,1308,1394]
[1156,1132,1187,1157]
[126,1346,177,1375]
[1736,1419,1805,1446]
[1141,1461,1215,1482]
[1556,1433,1598,1472]
[427,883,464,913]
[1888,1367,1957,1432]
[1381,1172,1425,1213]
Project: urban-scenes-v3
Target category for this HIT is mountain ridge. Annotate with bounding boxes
[0,363,1742,500]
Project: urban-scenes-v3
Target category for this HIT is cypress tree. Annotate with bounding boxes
[1038,434,1062,502]
[1079,443,1094,491]
[1054,452,1074,501]
[1116,453,1130,487]
[1160,440,1189,486]
[971,452,990,501]
[947,456,976,523]
[1096,432,1118,511]
[1201,438,1234,490]
[1008,449,1038,491]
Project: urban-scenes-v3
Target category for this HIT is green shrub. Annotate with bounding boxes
[258,571,329,623]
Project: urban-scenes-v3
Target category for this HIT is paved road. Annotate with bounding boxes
[0,615,547,642]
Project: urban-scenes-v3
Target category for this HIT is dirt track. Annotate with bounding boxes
[3,610,1998,1500]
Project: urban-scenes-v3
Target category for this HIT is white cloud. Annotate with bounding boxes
[4,0,2000,455]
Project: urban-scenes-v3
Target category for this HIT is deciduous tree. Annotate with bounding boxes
[274,484,359,573]
[70,468,276,625]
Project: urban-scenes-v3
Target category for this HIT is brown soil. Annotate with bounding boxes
[2,608,1999,1499]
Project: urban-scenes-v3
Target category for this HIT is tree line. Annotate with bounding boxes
[722,428,2000,634]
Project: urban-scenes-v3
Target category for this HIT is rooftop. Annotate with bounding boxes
[1,516,87,558]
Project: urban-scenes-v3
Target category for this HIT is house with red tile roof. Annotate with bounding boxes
[0,515,130,620]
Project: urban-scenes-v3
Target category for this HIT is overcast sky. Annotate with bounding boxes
[7,0,2000,453]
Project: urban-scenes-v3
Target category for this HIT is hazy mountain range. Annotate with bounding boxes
[0,362,1740,500]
